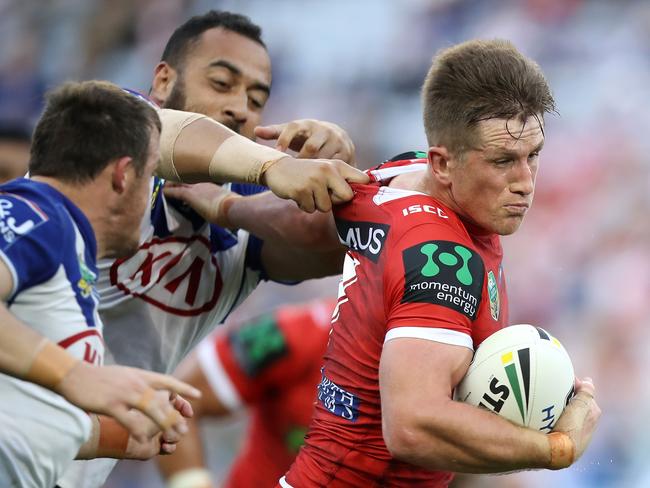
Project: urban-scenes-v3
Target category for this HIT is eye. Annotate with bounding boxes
[249,98,263,109]
[210,79,230,90]
[494,158,512,166]
[528,152,540,160]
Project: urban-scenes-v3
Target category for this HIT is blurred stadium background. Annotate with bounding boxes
[2,0,649,486]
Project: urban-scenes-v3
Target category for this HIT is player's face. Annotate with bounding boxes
[160,28,271,140]
[445,116,544,235]
[113,128,161,257]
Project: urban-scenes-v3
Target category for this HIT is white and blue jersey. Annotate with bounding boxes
[96,178,268,374]
[59,178,271,487]
[0,178,98,488]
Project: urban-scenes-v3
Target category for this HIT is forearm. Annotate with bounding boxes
[158,109,287,184]
[386,398,551,473]
[227,191,341,250]
[0,304,77,388]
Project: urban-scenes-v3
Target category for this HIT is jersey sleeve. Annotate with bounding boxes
[0,193,64,299]
[199,310,319,408]
[383,221,485,350]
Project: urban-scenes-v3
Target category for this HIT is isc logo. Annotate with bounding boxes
[401,204,448,218]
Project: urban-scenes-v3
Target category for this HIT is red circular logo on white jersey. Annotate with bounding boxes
[110,235,223,316]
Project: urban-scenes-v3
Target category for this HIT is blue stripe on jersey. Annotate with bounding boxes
[208,224,238,253]
[150,177,172,238]
[244,234,266,278]
[165,196,207,232]
[229,182,268,196]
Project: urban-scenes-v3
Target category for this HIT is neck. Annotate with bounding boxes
[31,176,110,257]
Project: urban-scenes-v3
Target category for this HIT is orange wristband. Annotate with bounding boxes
[547,432,575,469]
[97,415,130,458]
[25,339,79,390]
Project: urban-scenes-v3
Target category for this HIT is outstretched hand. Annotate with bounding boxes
[57,362,200,442]
[255,119,356,164]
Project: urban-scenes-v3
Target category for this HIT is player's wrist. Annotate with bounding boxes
[208,134,288,185]
[216,193,242,229]
[96,415,130,458]
[26,338,80,392]
[547,432,575,469]
[167,467,213,488]
[257,155,292,186]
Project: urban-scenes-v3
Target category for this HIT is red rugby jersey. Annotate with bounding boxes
[282,155,509,487]
[199,300,334,488]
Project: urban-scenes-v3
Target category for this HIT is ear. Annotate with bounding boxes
[150,62,177,106]
[111,157,134,194]
[427,146,452,186]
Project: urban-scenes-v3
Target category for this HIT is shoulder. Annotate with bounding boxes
[0,180,70,246]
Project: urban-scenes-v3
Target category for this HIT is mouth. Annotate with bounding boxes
[503,203,529,216]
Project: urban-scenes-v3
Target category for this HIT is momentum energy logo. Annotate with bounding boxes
[401,240,484,319]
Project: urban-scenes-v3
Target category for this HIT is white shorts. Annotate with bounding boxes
[0,375,91,488]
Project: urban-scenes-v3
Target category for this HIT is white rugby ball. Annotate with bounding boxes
[455,324,574,432]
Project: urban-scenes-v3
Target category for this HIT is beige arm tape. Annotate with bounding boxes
[547,432,575,469]
[208,134,288,184]
[25,338,79,390]
[158,109,207,181]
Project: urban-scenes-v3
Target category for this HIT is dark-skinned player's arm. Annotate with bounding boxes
[157,110,366,213]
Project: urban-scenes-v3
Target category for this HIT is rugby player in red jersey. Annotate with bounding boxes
[158,299,334,488]
[267,40,601,487]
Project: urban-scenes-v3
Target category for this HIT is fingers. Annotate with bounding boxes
[254,124,283,142]
[144,371,202,399]
[296,130,329,159]
[274,123,305,153]
[111,405,148,443]
[132,387,187,438]
[332,140,356,166]
[160,442,177,455]
[575,376,595,398]
[172,393,195,418]
[335,161,369,184]
[312,185,333,213]
[163,184,191,201]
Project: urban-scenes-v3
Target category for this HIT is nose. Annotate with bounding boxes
[509,158,535,196]
[222,90,249,125]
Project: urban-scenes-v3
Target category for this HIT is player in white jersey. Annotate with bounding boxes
[0,81,210,488]
[58,11,366,488]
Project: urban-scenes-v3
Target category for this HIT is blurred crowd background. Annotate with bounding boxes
[2,0,648,486]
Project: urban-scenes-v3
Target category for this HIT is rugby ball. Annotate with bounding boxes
[455,324,574,432]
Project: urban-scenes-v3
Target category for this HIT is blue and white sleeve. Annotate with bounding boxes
[0,194,63,299]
